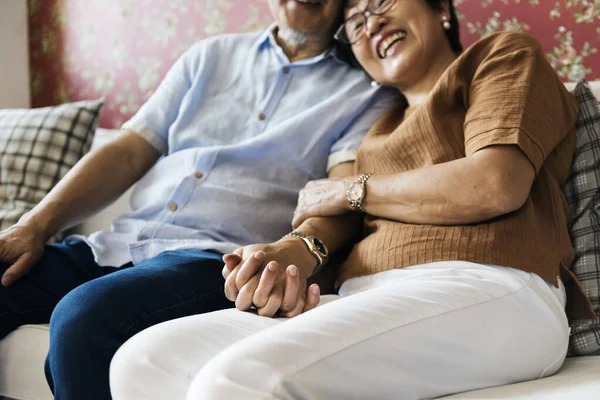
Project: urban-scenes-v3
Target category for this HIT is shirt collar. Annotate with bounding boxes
[253,23,342,66]
[253,24,276,52]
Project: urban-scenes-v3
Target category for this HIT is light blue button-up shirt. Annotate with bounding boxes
[70,27,399,267]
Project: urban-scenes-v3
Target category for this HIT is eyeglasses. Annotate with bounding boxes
[334,0,398,45]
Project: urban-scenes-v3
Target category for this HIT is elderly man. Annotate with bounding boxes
[0,0,396,398]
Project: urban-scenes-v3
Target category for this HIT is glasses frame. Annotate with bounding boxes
[334,0,398,45]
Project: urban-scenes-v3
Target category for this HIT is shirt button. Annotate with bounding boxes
[194,171,204,179]
[258,113,266,121]
[139,235,148,241]
[169,202,178,212]
[283,66,290,74]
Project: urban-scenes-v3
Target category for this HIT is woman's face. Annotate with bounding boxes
[269,0,343,41]
[345,0,451,88]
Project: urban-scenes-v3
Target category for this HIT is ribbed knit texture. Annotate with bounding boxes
[338,32,593,319]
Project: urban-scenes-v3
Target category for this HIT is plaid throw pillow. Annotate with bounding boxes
[563,80,600,356]
[0,100,103,240]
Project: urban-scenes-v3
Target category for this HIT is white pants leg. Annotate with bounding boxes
[109,308,281,399]
[110,262,569,400]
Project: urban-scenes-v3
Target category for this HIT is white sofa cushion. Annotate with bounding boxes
[1,323,598,400]
[439,356,600,399]
[0,324,51,400]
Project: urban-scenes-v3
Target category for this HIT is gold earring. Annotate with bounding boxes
[442,15,451,31]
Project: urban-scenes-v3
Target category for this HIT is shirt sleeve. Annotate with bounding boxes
[463,32,578,174]
[121,42,204,155]
[327,88,399,172]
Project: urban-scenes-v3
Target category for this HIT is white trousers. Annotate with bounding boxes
[110,262,569,400]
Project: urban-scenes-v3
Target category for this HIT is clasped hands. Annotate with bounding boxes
[222,239,321,318]
[222,175,356,318]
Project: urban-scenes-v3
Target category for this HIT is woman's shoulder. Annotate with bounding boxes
[464,31,545,61]
[448,31,548,84]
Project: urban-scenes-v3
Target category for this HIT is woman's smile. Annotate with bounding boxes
[376,29,408,59]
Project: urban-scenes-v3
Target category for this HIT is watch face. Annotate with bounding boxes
[348,183,363,202]
[313,238,328,256]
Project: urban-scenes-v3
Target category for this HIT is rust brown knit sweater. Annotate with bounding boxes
[338,32,595,319]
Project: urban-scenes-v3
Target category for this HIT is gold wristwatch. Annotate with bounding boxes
[283,231,329,273]
[347,173,373,213]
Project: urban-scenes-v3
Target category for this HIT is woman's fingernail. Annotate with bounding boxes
[2,275,12,286]
[268,262,277,272]
[311,285,320,295]
[288,265,298,277]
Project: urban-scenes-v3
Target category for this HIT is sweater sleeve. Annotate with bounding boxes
[463,32,578,175]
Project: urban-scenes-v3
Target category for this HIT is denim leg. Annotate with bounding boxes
[44,249,233,400]
[0,241,115,340]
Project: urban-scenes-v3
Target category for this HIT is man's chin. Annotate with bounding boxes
[278,27,308,41]
[278,25,332,44]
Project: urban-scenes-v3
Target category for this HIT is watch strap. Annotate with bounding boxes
[348,173,373,213]
[283,231,328,270]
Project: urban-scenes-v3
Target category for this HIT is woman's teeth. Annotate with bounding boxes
[378,31,407,59]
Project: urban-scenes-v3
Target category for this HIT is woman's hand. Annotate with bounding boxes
[292,177,353,228]
[243,257,321,318]
[222,239,319,317]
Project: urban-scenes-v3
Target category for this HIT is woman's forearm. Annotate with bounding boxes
[363,147,535,225]
[292,213,361,256]
[286,160,362,270]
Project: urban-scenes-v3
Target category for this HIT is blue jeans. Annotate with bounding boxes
[0,240,233,400]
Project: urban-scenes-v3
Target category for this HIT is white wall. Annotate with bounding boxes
[0,0,30,109]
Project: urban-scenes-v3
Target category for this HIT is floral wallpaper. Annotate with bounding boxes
[29,0,600,128]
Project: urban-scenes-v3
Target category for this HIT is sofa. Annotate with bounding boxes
[1,82,599,400]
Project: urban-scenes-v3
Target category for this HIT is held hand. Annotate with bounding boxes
[253,262,320,318]
[222,251,243,281]
[222,244,274,302]
[292,177,352,228]
[222,239,318,315]
[253,262,321,318]
[234,260,320,317]
[0,223,47,287]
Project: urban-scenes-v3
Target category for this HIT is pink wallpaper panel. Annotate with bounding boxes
[29,0,600,128]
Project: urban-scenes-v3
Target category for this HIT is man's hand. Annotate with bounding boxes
[222,239,319,317]
[0,222,47,287]
[292,177,353,228]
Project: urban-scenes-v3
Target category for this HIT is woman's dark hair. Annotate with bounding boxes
[335,0,463,67]
[426,0,462,54]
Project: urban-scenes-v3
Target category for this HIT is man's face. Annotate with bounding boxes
[268,0,344,39]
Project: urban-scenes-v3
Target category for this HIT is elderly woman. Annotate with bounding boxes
[110,0,595,399]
